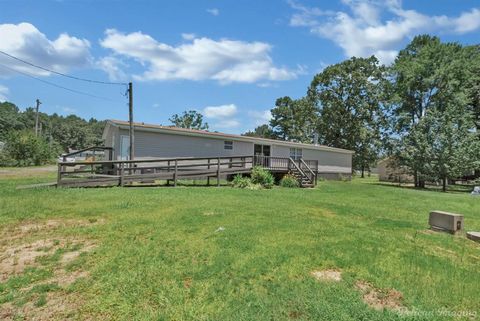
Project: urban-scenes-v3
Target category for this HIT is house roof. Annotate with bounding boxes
[106,119,355,154]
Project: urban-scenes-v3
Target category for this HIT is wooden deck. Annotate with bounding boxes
[57,155,319,188]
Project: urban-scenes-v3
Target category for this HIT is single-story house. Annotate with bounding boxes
[102,120,354,180]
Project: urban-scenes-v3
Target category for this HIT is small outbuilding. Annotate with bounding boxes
[102,120,354,180]
[377,157,413,183]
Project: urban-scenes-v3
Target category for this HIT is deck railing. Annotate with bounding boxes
[57,155,318,188]
[253,155,291,171]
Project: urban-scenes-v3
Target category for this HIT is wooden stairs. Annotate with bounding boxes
[288,158,316,188]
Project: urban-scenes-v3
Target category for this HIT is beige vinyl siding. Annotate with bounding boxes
[102,124,119,159]
[271,144,352,174]
[119,129,253,159]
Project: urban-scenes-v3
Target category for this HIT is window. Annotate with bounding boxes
[290,148,302,160]
[224,141,233,150]
[120,135,130,160]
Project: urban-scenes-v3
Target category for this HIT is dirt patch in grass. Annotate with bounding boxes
[0,291,85,321]
[0,237,96,320]
[310,269,342,282]
[355,281,405,312]
[54,269,90,287]
[17,218,103,234]
[0,218,104,245]
[59,242,97,265]
[0,239,59,282]
[0,238,96,282]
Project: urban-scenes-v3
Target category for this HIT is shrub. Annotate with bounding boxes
[232,173,266,190]
[250,166,274,189]
[280,174,300,188]
[0,131,59,167]
[232,174,251,188]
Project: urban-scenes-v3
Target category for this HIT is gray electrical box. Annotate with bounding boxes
[429,211,464,234]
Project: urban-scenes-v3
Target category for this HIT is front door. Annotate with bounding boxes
[254,144,271,166]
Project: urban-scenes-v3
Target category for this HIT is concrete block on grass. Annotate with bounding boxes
[429,210,464,234]
[467,232,480,243]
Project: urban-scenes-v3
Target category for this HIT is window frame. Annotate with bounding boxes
[224,140,233,150]
[289,148,303,160]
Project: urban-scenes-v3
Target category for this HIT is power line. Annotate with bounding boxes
[0,63,122,102]
[0,50,128,86]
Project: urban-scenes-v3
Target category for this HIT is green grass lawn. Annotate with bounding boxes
[0,170,479,320]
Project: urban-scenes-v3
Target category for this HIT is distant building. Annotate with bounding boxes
[377,157,414,183]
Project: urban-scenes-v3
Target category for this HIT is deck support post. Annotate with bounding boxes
[315,160,319,186]
[120,162,124,186]
[174,159,178,187]
[207,158,211,186]
[217,157,220,187]
[167,160,171,186]
[56,163,62,188]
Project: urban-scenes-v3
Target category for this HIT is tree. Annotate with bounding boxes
[270,96,317,142]
[45,114,101,151]
[0,102,25,140]
[399,106,479,191]
[0,101,108,156]
[391,35,480,189]
[0,130,60,166]
[308,56,388,176]
[169,110,209,130]
[242,124,275,139]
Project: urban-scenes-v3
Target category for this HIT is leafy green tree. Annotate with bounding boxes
[308,56,388,176]
[399,106,479,191]
[45,115,99,151]
[169,110,209,130]
[463,45,480,140]
[270,96,317,142]
[0,101,107,156]
[0,102,25,140]
[0,130,60,166]
[391,35,480,188]
[242,124,275,139]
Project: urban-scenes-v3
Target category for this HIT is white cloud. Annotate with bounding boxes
[61,106,77,114]
[0,22,91,77]
[0,85,9,102]
[248,109,271,126]
[214,119,240,128]
[289,1,480,64]
[99,29,297,83]
[152,103,160,108]
[206,8,220,16]
[96,56,127,81]
[181,33,196,40]
[203,104,237,118]
[288,0,335,27]
[202,104,240,129]
[451,8,480,33]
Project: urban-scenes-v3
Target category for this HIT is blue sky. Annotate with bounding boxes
[0,0,479,134]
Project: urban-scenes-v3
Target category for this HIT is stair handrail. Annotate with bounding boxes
[299,158,316,183]
[288,157,307,178]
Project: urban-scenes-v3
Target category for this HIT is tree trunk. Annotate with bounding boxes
[414,171,418,188]
[442,177,447,192]
[418,179,425,188]
[361,165,365,178]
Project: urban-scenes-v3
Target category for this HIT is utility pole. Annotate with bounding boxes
[34,99,41,136]
[128,82,134,161]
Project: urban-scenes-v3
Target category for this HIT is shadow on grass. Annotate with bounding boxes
[125,179,232,188]
[372,182,473,194]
